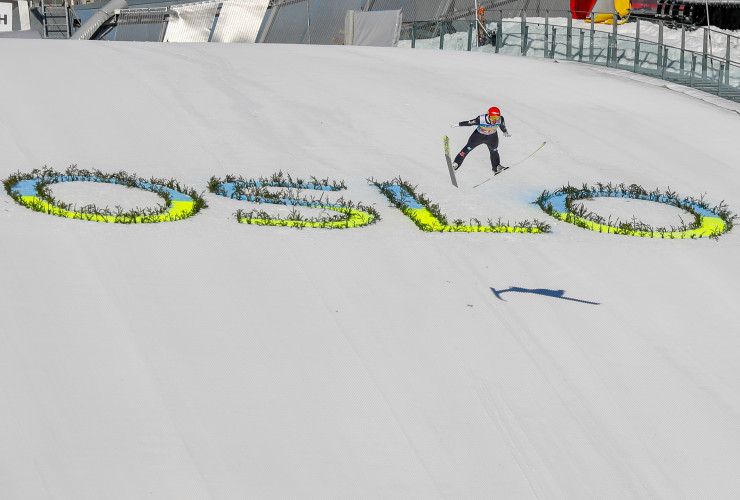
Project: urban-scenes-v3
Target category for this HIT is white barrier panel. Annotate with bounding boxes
[211,0,268,43]
[18,0,31,31]
[163,1,219,42]
[345,9,402,47]
[0,2,12,32]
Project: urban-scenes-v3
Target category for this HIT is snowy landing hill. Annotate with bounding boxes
[1,39,740,498]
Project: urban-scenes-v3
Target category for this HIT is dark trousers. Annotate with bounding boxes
[454,131,500,169]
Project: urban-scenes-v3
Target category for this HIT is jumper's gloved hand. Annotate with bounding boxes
[450,124,459,128]
[503,131,511,137]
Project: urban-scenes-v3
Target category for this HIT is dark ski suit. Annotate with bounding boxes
[454,114,508,170]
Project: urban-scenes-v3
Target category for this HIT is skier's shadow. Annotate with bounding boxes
[491,287,600,305]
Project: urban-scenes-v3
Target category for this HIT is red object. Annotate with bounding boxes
[570,0,597,19]
[488,107,501,117]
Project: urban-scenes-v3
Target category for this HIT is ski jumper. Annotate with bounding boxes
[454,114,508,169]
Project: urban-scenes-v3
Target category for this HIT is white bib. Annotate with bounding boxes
[476,114,501,135]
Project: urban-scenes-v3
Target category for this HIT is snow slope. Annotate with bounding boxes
[1,39,740,499]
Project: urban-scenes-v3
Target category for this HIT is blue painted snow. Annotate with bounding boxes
[543,191,720,219]
[10,179,39,197]
[218,182,340,208]
[382,185,424,210]
[11,176,193,202]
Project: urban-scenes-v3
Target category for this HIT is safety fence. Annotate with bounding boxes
[400,13,740,104]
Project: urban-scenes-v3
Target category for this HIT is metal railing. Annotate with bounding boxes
[40,0,73,38]
[400,13,740,103]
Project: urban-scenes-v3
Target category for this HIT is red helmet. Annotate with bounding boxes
[488,107,501,117]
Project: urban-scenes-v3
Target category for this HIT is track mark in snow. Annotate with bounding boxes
[486,298,664,498]
[445,252,665,497]
[474,380,550,499]
[285,248,446,497]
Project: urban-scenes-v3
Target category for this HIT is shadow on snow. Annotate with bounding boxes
[491,287,600,305]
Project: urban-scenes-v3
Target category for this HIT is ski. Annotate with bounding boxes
[473,166,509,188]
[473,141,546,188]
[443,135,458,187]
